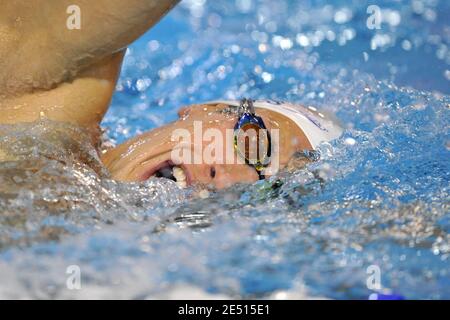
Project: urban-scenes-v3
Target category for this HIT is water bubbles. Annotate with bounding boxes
[251,30,268,43]
[402,40,412,51]
[363,52,370,62]
[343,28,356,41]
[158,60,184,80]
[147,40,160,52]
[317,162,336,181]
[436,44,448,60]
[279,38,293,50]
[412,0,425,14]
[258,43,268,53]
[344,137,357,146]
[265,21,278,33]
[326,30,336,42]
[338,28,356,45]
[444,70,450,81]
[423,8,436,22]
[411,101,427,111]
[135,78,151,92]
[183,0,206,18]
[296,34,310,47]
[272,35,293,50]
[230,44,241,54]
[370,34,393,51]
[261,72,274,83]
[383,10,401,27]
[236,0,253,13]
[207,13,222,28]
[334,8,353,24]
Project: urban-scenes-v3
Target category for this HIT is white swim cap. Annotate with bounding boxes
[207,100,343,149]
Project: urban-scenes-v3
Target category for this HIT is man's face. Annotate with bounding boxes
[101,103,313,189]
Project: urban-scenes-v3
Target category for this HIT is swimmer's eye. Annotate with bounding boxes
[234,122,271,181]
[234,117,272,174]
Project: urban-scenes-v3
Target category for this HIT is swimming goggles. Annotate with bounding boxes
[233,98,272,178]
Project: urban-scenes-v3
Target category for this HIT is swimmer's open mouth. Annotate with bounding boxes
[145,161,190,188]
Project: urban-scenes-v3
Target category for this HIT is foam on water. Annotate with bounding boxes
[0,0,449,299]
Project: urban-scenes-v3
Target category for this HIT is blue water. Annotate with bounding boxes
[0,0,449,299]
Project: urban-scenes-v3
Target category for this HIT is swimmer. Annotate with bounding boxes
[0,1,342,190]
[102,99,342,189]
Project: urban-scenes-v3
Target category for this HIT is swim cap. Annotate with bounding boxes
[208,100,343,149]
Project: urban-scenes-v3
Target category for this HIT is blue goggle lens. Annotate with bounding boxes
[234,113,271,171]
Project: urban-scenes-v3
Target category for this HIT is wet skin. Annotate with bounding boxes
[1,1,315,190]
[0,0,179,142]
[101,103,313,190]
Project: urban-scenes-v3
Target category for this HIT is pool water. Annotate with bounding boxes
[0,0,449,299]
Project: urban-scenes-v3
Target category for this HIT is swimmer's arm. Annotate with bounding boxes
[0,0,179,95]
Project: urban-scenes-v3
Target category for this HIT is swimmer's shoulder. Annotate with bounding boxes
[0,0,179,98]
[0,0,178,130]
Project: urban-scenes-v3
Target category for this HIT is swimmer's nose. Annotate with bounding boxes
[208,165,259,189]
